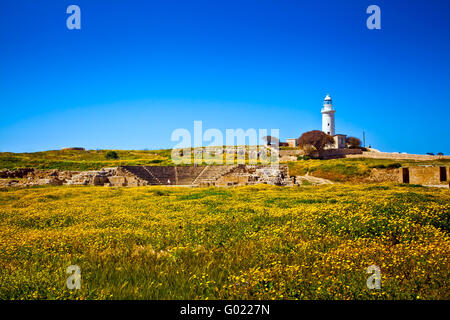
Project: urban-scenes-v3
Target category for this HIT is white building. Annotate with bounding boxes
[286,138,297,148]
[333,134,347,149]
[321,94,347,149]
[321,94,335,136]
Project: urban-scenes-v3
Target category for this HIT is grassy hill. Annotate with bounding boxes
[0,149,174,171]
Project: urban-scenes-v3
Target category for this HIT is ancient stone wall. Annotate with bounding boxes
[280,149,303,156]
[347,151,450,161]
[407,166,444,185]
[279,148,362,160]
[316,148,362,159]
[281,149,450,161]
[214,164,292,186]
[0,168,120,187]
[0,168,35,178]
[368,168,401,183]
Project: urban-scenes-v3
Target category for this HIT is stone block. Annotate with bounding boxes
[108,176,127,186]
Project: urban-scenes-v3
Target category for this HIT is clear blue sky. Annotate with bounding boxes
[1,0,449,154]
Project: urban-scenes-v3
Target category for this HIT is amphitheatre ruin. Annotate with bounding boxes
[0,164,291,187]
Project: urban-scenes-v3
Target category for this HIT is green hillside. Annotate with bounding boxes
[0,149,173,171]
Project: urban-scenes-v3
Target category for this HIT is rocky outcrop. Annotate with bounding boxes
[0,168,120,187]
[65,168,116,186]
[214,165,293,186]
[0,168,35,178]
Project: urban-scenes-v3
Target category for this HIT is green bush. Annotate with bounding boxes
[105,151,119,160]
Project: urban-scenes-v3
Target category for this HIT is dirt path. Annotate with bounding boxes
[295,173,334,185]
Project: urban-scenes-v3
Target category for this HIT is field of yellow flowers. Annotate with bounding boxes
[0,183,449,300]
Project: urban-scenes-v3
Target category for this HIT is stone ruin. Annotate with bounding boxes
[3,165,448,188]
[0,165,293,187]
[365,165,450,187]
[0,168,117,187]
[399,165,449,187]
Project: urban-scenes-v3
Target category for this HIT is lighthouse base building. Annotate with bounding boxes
[285,94,347,149]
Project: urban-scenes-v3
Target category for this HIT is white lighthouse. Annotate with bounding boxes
[321,93,335,136]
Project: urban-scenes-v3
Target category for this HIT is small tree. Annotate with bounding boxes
[346,136,362,148]
[105,151,119,159]
[297,130,335,155]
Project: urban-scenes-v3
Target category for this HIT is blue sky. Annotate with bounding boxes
[1,0,449,154]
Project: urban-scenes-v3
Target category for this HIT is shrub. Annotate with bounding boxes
[346,137,362,148]
[105,151,119,160]
[297,130,335,155]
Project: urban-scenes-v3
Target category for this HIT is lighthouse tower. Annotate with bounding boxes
[321,94,335,136]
